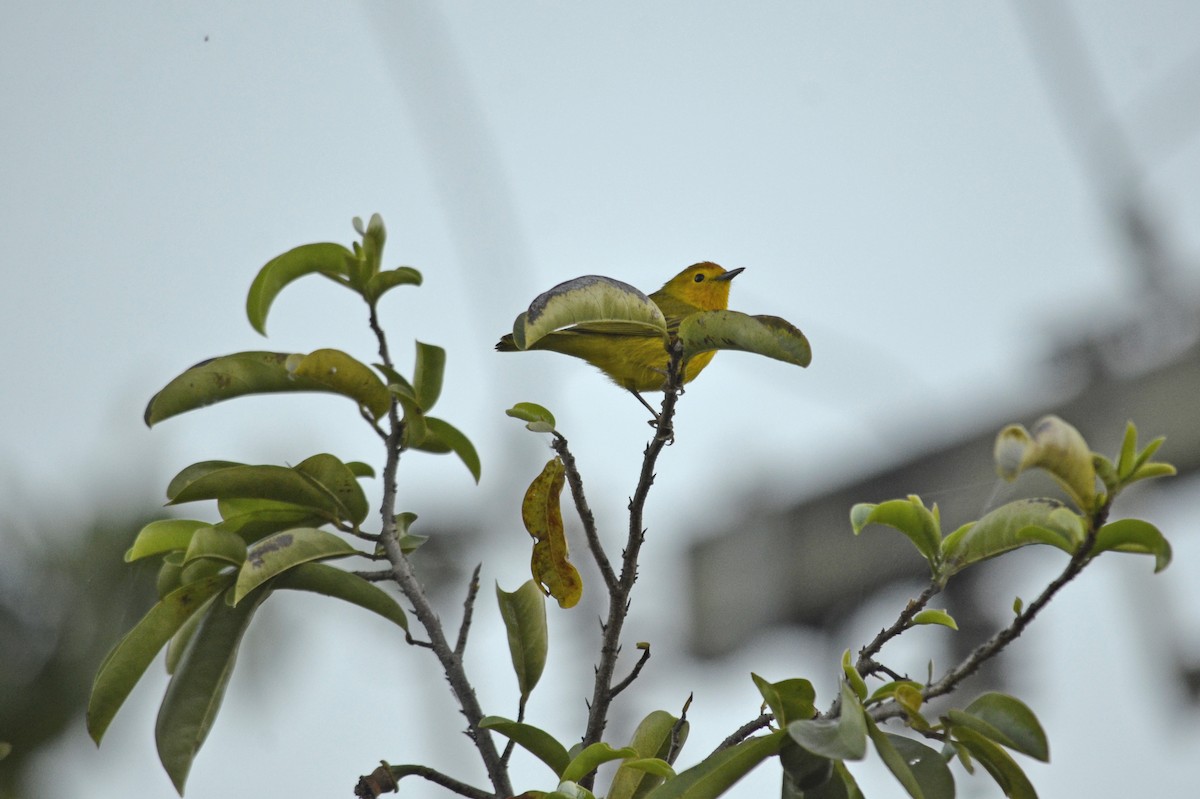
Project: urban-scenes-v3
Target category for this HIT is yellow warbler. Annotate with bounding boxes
[496,262,743,410]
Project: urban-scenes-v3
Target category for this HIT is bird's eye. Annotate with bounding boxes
[693,273,705,283]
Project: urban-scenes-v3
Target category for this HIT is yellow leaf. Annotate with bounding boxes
[522,458,582,609]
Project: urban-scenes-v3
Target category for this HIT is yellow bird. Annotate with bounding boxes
[496,262,743,412]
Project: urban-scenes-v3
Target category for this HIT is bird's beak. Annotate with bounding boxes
[716,267,745,281]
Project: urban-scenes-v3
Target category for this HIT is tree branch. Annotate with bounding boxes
[855,582,942,675]
[455,564,482,658]
[710,713,775,756]
[552,432,617,592]
[369,302,512,798]
[581,342,684,760]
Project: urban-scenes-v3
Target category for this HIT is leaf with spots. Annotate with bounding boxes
[522,458,582,609]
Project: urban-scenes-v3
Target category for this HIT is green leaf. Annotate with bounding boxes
[87,574,232,744]
[1093,518,1172,572]
[156,554,185,598]
[246,242,352,335]
[165,596,213,675]
[850,496,941,570]
[234,528,360,604]
[182,526,247,567]
[144,352,337,427]
[156,586,268,794]
[778,738,834,792]
[496,580,548,700]
[346,461,375,478]
[293,453,371,525]
[126,519,212,562]
[940,499,1084,578]
[911,609,958,630]
[365,266,422,305]
[677,310,812,368]
[287,348,392,421]
[842,651,868,702]
[609,710,689,799]
[751,673,816,726]
[391,388,428,446]
[479,716,570,776]
[412,341,446,411]
[1127,460,1176,485]
[1116,421,1138,478]
[273,562,407,631]
[619,759,676,779]
[169,463,343,522]
[787,683,868,761]
[641,731,784,799]
[511,275,668,350]
[215,498,327,542]
[166,461,243,501]
[866,680,924,706]
[561,743,639,784]
[994,416,1096,511]
[950,727,1037,799]
[958,693,1049,762]
[507,401,558,433]
[866,721,925,799]
[411,417,482,483]
[887,734,956,799]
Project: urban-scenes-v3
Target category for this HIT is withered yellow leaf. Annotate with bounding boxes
[521,457,582,608]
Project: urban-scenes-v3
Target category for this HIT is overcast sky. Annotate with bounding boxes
[3,2,1200,797]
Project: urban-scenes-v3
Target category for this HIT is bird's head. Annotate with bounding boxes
[661,262,744,311]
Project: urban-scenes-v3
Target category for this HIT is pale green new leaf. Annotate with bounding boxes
[507,401,558,433]
[609,710,688,799]
[911,609,958,630]
[182,527,247,567]
[561,743,639,784]
[1092,518,1172,572]
[940,499,1084,578]
[677,310,811,368]
[126,519,212,562]
[511,275,667,350]
[496,580,548,700]
[850,496,941,570]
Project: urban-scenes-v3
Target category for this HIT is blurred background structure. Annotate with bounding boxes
[2,2,1199,797]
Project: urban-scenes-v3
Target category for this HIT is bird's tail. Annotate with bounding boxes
[495,334,520,352]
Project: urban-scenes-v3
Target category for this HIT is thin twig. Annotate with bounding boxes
[610,644,652,699]
[384,764,494,799]
[368,302,512,798]
[871,504,1110,724]
[455,564,482,658]
[353,568,397,583]
[855,582,942,674]
[553,433,617,591]
[710,713,775,756]
[581,342,685,762]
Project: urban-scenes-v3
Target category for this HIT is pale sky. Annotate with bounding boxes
[3,2,1199,797]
